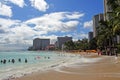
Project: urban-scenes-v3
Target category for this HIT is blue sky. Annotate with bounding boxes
[0,0,103,51]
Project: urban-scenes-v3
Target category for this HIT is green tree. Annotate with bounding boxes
[96,20,115,55]
[89,38,97,50]
[107,0,120,54]
[74,40,82,50]
[81,38,89,50]
[96,0,120,55]
[64,40,75,50]
[97,20,113,48]
[64,39,89,51]
[107,0,120,35]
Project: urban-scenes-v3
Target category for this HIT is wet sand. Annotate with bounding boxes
[14,54,120,80]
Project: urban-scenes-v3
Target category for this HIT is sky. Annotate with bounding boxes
[0,0,103,51]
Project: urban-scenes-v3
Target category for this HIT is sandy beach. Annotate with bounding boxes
[13,53,120,80]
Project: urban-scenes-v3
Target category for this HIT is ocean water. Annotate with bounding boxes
[0,51,101,80]
[0,51,81,80]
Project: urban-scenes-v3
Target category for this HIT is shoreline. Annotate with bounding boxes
[13,54,120,80]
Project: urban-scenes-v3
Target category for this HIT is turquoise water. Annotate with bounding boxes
[0,51,59,67]
[0,51,80,80]
[0,51,102,80]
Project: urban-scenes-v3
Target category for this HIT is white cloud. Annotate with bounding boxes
[8,0,25,8]
[79,33,88,38]
[72,32,88,41]
[0,12,84,51]
[0,18,49,50]
[30,0,49,12]
[0,44,24,51]
[26,12,84,33]
[83,20,93,28]
[66,12,85,19]
[0,18,20,31]
[0,2,12,17]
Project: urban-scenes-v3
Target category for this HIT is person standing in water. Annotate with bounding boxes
[3,59,7,64]
[12,59,15,63]
[25,58,27,63]
[18,58,21,62]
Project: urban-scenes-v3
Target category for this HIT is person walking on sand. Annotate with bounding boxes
[107,47,110,55]
[97,49,102,55]
[114,47,118,63]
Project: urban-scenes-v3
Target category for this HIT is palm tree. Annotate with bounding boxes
[96,0,120,55]
[112,9,120,35]
[107,0,120,35]
[99,0,120,55]
[96,19,115,55]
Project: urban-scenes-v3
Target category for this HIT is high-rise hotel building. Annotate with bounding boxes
[56,36,72,49]
[33,38,50,50]
[88,32,93,42]
[104,0,113,20]
[93,13,104,37]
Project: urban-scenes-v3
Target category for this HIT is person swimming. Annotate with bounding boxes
[8,59,11,62]
[3,59,6,64]
[0,60,3,63]
[18,58,21,62]
[48,57,50,59]
[12,59,15,63]
[25,58,27,63]
[44,56,46,59]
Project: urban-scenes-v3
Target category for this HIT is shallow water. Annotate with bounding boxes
[0,51,80,80]
[0,51,101,80]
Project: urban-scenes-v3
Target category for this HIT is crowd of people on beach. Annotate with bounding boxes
[97,47,118,57]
